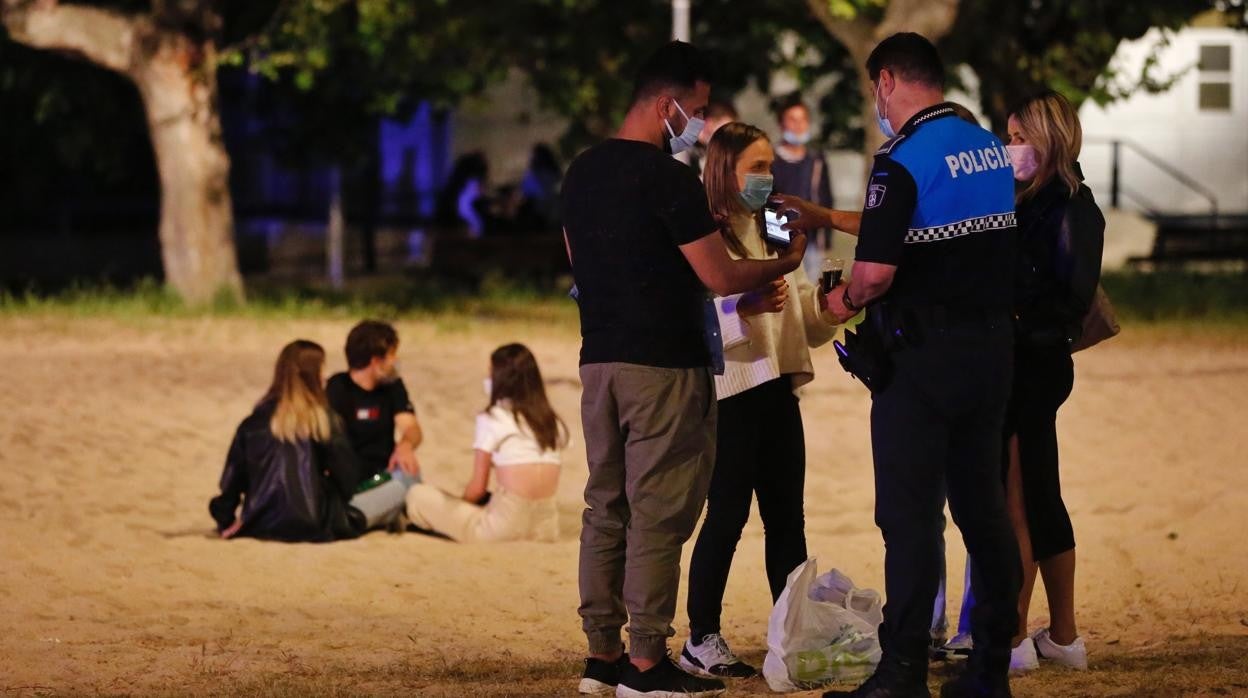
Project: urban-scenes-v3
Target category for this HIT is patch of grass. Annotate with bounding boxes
[1101,271,1248,324]
[0,274,580,328]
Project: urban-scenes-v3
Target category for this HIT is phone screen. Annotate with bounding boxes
[763,208,790,246]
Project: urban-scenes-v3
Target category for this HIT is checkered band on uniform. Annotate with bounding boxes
[904,212,1016,244]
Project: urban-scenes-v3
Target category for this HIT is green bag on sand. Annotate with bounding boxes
[763,559,883,692]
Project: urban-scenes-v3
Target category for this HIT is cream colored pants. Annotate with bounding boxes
[405,484,559,543]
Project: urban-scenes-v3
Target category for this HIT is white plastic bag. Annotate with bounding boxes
[762,558,883,692]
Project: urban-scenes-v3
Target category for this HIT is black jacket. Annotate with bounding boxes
[1014,166,1105,348]
[209,401,365,542]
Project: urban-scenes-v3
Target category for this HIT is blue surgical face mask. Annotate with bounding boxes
[665,99,705,155]
[874,79,896,139]
[738,173,774,211]
[782,130,811,146]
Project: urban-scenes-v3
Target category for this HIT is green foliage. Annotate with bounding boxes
[496,0,857,153]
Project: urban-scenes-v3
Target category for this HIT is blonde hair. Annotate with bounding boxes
[703,122,770,258]
[1010,91,1083,202]
[264,340,333,444]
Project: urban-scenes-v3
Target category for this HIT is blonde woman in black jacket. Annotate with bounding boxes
[210,340,364,542]
[1002,91,1104,673]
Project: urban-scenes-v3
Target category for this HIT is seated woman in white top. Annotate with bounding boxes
[405,343,568,542]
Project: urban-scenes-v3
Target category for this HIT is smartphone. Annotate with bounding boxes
[762,204,791,247]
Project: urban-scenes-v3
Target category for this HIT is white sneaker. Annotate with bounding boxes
[1009,636,1039,675]
[678,634,757,678]
[1033,627,1088,670]
[941,632,974,659]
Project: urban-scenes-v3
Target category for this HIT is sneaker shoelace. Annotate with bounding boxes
[706,634,739,664]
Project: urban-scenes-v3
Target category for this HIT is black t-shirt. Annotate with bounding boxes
[325,373,415,480]
[561,139,718,367]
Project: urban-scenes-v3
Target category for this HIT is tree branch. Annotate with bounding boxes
[805,0,875,55]
[877,0,959,42]
[0,0,142,76]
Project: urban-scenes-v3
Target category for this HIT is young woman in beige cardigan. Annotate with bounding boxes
[679,122,841,679]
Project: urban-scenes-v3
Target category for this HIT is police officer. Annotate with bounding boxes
[786,33,1022,698]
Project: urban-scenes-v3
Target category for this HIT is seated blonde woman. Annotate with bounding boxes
[406,344,568,543]
[209,340,364,542]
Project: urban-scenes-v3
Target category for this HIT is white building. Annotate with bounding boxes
[1078,17,1248,218]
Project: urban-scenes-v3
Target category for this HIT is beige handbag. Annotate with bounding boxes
[1071,284,1120,352]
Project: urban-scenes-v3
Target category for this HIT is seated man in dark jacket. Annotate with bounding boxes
[210,340,365,542]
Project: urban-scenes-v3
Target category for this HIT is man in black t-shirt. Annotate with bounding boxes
[562,41,806,697]
[326,320,423,528]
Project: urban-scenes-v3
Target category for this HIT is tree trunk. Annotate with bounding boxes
[1,1,244,305]
[133,37,243,304]
[806,0,961,178]
[326,167,345,289]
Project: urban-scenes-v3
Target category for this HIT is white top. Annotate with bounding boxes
[712,212,840,400]
[473,402,565,467]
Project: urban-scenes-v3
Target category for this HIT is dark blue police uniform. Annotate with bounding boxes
[853,103,1023,680]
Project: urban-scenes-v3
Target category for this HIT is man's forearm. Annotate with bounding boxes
[721,256,797,296]
[397,423,422,449]
[829,209,862,236]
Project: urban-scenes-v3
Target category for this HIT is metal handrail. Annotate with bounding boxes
[1084,136,1219,225]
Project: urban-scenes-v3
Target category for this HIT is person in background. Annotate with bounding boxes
[520,143,563,232]
[405,344,568,543]
[1000,90,1103,675]
[771,93,834,280]
[326,320,423,530]
[689,100,739,174]
[210,340,364,542]
[562,40,806,698]
[679,122,839,679]
[436,152,490,238]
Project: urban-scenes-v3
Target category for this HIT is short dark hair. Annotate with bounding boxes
[631,41,712,104]
[345,320,398,370]
[772,92,809,121]
[866,32,944,89]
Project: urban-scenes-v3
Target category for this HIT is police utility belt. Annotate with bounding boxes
[834,302,1006,393]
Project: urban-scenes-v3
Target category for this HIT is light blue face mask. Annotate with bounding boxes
[782,130,811,146]
[738,173,774,211]
[874,79,896,139]
[665,99,705,155]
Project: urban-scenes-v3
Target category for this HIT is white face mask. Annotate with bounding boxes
[482,378,492,398]
[379,360,401,384]
[874,79,896,139]
[1006,145,1039,181]
[665,99,705,155]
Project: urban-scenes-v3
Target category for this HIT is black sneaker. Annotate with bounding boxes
[579,654,629,695]
[823,658,930,698]
[679,633,758,678]
[939,668,1010,698]
[617,654,726,697]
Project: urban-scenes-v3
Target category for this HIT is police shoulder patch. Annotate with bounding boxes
[866,183,887,209]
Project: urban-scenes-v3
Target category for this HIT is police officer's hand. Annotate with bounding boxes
[770,194,829,231]
[739,278,788,316]
[822,281,861,324]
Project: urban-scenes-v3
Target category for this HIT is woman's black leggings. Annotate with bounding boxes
[1008,342,1076,561]
[687,376,807,643]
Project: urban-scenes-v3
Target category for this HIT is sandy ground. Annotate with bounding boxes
[0,314,1246,697]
